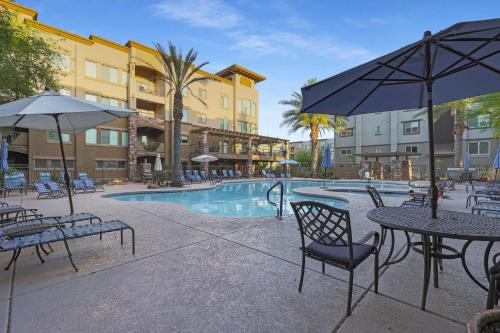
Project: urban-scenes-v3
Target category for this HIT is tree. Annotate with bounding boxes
[415,92,499,167]
[280,79,344,177]
[155,42,211,187]
[0,6,60,104]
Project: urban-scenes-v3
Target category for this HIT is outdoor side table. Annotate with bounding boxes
[367,207,500,311]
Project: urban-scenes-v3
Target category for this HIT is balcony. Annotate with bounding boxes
[137,141,164,157]
[135,109,165,130]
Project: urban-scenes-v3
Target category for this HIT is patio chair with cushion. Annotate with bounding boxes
[72,179,87,193]
[200,170,207,181]
[211,170,221,183]
[194,170,204,182]
[222,170,229,178]
[46,181,66,197]
[3,174,26,197]
[228,170,235,178]
[180,173,187,184]
[236,170,242,178]
[248,169,253,177]
[290,201,379,316]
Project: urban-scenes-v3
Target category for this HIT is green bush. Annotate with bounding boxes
[153,171,167,185]
[52,173,60,182]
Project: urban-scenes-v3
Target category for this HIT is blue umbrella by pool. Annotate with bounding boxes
[321,144,333,185]
[463,151,470,172]
[493,148,500,180]
[0,138,8,172]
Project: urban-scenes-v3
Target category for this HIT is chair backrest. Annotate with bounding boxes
[73,179,85,189]
[228,170,234,177]
[180,174,186,182]
[222,170,228,177]
[33,182,49,193]
[236,170,242,177]
[262,170,267,177]
[200,170,206,178]
[4,175,21,188]
[47,181,60,191]
[84,179,95,188]
[366,185,384,208]
[248,169,253,177]
[290,201,354,264]
[39,172,52,183]
[193,170,199,176]
[78,172,89,180]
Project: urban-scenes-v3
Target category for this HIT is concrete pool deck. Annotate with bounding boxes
[0,178,494,332]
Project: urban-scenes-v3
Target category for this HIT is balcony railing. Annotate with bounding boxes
[136,81,165,97]
[140,141,163,152]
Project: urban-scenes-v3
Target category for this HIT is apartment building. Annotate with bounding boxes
[289,138,334,159]
[334,109,499,178]
[1,1,287,181]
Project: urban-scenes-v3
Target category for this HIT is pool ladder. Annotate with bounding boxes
[267,181,284,219]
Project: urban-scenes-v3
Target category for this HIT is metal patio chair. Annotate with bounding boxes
[290,201,379,316]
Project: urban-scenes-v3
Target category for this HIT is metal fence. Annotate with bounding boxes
[8,164,128,183]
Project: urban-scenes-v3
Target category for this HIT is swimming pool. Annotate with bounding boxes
[108,180,408,218]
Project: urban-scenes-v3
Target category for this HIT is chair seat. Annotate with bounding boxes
[305,242,375,268]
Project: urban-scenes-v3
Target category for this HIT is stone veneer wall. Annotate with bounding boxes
[128,114,138,181]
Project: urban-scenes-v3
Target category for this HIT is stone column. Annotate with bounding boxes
[202,130,209,175]
[247,138,253,176]
[373,161,384,180]
[127,60,138,181]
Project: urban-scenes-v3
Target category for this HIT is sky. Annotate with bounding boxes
[22,0,500,141]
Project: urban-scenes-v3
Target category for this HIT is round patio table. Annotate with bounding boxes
[367,207,500,310]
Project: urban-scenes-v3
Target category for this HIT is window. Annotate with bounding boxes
[220,95,229,109]
[121,71,129,85]
[219,118,229,130]
[182,109,189,122]
[236,121,248,133]
[121,132,128,146]
[468,141,490,155]
[375,126,381,135]
[238,99,252,115]
[197,113,207,124]
[55,53,70,71]
[339,128,354,137]
[85,94,97,102]
[85,60,97,78]
[101,97,119,107]
[35,159,74,169]
[403,121,420,134]
[101,65,118,83]
[222,142,229,154]
[405,145,418,153]
[101,129,119,145]
[250,102,256,116]
[59,88,71,96]
[468,115,490,128]
[181,135,189,144]
[137,81,153,94]
[48,131,70,143]
[340,149,352,156]
[198,88,207,99]
[375,147,382,153]
[96,160,126,169]
[250,123,257,134]
[85,129,97,144]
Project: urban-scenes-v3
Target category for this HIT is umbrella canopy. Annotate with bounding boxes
[154,154,162,172]
[493,148,500,170]
[301,19,500,218]
[278,159,299,166]
[0,138,8,172]
[320,144,333,169]
[0,88,133,133]
[0,88,135,214]
[191,154,218,163]
[463,152,470,171]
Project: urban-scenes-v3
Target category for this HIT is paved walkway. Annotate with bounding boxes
[0,179,494,332]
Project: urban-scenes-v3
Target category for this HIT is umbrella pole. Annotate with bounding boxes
[54,115,74,215]
[424,32,438,219]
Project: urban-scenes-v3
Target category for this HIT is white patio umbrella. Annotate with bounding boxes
[154,153,162,171]
[191,154,218,163]
[0,87,135,214]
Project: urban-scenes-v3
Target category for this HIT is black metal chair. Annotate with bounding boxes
[290,201,379,316]
[487,254,500,309]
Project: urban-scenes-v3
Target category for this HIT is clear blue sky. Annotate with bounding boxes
[23,0,500,141]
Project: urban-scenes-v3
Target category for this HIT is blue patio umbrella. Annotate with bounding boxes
[301,19,500,218]
[321,144,333,185]
[0,138,8,172]
[463,151,470,172]
[493,148,500,180]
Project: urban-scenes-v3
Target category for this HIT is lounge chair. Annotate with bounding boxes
[72,179,87,193]
[248,169,253,177]
[228,170,235,178]
[192,170,202,183]
[3,174,26,197]
[280,173,286,178]
[0,205,40,224]
[33,182,64,199]
[47,181,66,196]
[83,179,104,192]
[222,170,229,178]
[199,170,207,181]
[0,216,135,271]
[236,170,242,178]
[211,170,221,183]
[180,173,187,184]
[38,172,52,184]
[286,172,291,178]
[78,172,89,180]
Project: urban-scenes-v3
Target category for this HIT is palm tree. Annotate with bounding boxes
[280,79,344,178]
[155,42,211,187]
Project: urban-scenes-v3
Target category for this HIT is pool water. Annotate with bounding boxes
[109,180,408,218]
